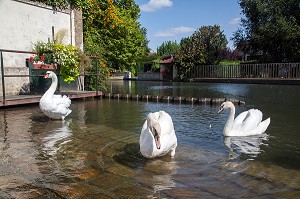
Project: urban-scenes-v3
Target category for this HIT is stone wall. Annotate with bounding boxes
[0,0,83,95]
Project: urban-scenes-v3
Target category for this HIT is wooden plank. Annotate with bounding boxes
[0,91,102,108]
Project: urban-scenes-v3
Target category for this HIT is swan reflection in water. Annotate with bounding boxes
[42,120,72,156]
[144,158,178,193]
[224,134,269,160]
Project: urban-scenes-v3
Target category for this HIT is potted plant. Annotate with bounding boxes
[30,41,80,84]
[30,41,56,70]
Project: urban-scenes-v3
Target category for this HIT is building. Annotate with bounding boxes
[0,0,83,95]
[159,55,177,81]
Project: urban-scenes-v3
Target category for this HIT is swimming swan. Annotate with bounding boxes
[218,101,270,136]
[39,71,72,120]
[140,111,177,158]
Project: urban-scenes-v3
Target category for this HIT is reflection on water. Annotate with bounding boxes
[0,107,42,198]
[42,120,72,156]
[0,81,300,198]
[224,134,269,160]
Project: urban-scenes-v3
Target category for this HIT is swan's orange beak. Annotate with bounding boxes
[43,73,49,78]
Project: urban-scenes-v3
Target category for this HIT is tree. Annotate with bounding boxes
[175,25,228,78]
[140,27,151,53]
[175,37,200,79]
[195,25,228,65]
[231,28,249,61]
[82,0,148,74]
[32,0,149,73]
[233,0,300,62]
[157,41,180,57]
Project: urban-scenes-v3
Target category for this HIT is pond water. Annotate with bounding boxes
[0,80,300,198]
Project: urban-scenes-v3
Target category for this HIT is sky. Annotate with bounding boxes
[135,0,243,52]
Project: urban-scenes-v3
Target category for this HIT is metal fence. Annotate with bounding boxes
[186,63,300,79]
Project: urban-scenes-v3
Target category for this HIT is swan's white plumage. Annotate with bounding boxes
[39,71,72,120]
[218,101,270,136]
[139,111,177,158]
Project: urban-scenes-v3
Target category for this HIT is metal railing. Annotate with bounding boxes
[185,63,300,79]
[0,49,35,103]
[0,49,102,105]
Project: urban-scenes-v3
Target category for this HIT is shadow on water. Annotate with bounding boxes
[113,143,146,169]
[113,142,177,170]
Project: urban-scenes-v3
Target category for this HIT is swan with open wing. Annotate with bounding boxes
[218,101,270,136]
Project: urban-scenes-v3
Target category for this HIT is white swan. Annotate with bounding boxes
[39,71,72,120]
[218,101,270,136]
[139,110,177,158]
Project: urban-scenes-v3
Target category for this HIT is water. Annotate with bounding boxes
[0,81,300,198]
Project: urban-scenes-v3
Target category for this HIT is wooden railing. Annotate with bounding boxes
[185,63,300,79]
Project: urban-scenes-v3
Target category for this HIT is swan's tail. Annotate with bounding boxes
[258,117,271,134]
[62,109,72,120]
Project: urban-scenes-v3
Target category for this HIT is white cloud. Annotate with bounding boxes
[229,17,240,25]
[140,0,173,12]
[155,26,195,37]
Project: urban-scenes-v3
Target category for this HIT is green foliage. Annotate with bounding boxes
[157,41,180,57]
[219,60,240,65]
[81,0,148,74]
[195,25,228,65]
[234,0,300,62]
[30,0,149,74]
[140,27,151,52]
[53,44,80,83]
[28,0,82,9]
[32,41,80,84]
[175,37,199,79]
[32,41,54,63]
[29,0,149,84]
[175,25,228,79]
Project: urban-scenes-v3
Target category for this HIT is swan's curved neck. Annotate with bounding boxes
[224,105,235,136]
[45,74,58,96]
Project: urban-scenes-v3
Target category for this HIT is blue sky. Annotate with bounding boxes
[135,0,243,52]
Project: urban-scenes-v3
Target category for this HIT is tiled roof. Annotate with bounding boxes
[160,57,174,64]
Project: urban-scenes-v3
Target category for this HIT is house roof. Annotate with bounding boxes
[159,55,174,64]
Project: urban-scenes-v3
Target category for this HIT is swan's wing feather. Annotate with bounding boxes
[53,94,63,98]
[241,109,263,132]
[233,111,249,126]
[158,111,174,135]
[257,117,271,133]
[52,95,71,107]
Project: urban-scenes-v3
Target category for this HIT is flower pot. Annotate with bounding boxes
[33,63,57,70]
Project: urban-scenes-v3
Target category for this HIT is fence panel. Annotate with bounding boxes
[188,63,300,79]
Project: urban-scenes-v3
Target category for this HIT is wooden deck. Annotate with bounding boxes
[0,91,102,107]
